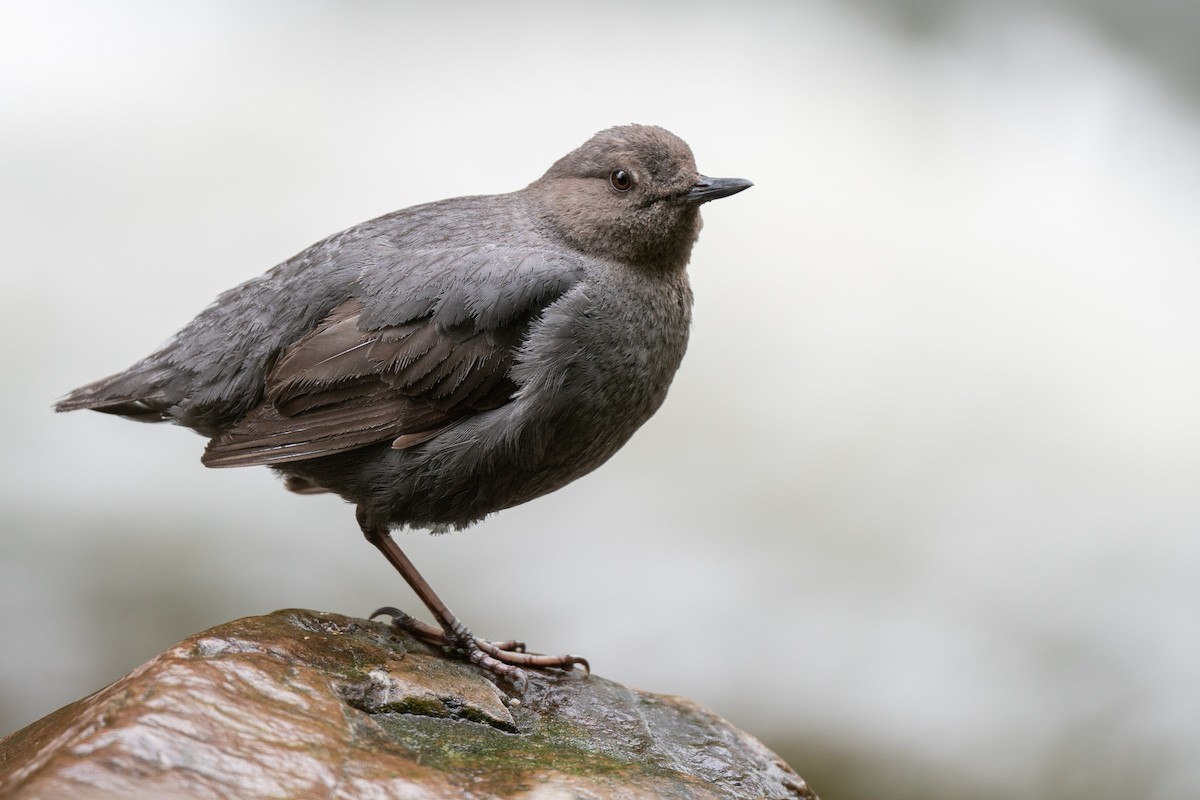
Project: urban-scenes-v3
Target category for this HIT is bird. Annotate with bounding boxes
[56,124,752,689]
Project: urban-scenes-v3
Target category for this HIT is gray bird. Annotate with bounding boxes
[56,124,752,688]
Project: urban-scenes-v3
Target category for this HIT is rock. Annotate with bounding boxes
[0,609,815,799]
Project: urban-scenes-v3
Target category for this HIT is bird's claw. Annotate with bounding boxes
[369,606,589,689]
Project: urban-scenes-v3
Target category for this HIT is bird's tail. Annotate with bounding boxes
[55,361,180,422]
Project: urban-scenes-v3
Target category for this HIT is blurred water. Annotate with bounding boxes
[2,2,1198,799]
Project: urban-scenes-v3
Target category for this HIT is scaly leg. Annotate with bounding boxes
[360,516,588,690]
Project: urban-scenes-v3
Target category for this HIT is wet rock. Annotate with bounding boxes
[0,609,815,799]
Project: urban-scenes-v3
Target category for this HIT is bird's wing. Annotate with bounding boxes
[201,247,582,468]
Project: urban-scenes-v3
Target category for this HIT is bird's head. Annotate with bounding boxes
[529,124,752,271]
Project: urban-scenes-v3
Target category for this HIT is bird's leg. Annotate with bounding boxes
[359,516,588,690]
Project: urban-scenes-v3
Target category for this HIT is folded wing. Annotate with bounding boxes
[202,294,531,467]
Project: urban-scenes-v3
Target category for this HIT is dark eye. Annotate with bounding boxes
[609,169,633,192]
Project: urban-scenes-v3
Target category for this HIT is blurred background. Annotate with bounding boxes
[2,1,1198,798]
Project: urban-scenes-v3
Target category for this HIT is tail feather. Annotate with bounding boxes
[55,365,178,422]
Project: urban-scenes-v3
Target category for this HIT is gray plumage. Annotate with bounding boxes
[57,124,751,685]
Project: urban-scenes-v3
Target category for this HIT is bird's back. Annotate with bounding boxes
[57,192,560,437]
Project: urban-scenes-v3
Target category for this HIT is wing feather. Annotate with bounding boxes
[202,273,564,468]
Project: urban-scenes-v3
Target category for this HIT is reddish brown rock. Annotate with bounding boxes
[0,609,815,799]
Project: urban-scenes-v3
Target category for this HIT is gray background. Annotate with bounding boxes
[2,2,1198,798]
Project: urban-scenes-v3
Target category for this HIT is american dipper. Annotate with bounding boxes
[57,124,752,689]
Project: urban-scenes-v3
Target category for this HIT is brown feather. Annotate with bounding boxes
[202,298,522,468]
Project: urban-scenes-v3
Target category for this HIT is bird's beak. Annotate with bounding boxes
[686,176,753,204]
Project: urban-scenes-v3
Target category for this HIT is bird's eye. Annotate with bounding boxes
[609,169,633,192]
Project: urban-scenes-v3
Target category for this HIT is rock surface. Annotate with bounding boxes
[0,609,815,799]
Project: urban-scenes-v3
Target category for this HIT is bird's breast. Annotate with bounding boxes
[506,266,692,469]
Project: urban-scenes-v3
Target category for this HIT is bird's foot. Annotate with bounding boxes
[370,606,589,691]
